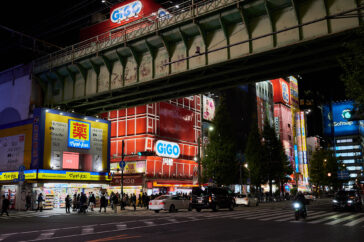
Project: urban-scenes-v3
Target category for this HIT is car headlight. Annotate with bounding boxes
[347,200,353,204]
[293,203,300,209]
[332,199,338,203]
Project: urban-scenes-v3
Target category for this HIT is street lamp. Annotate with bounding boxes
[209,125,214,131]
[327,172,332,177]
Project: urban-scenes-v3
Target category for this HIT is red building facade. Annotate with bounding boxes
[103,96,201,195]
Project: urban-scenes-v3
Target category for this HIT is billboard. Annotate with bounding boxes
[271,78,290,105]
[323,101,359,136]
[203,96,216,121]
[31,108,110,173]
[0,119,33,171]
[289,76,299,108]
[159,102,194,142]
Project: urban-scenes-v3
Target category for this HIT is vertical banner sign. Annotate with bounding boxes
[294,145,299,173]
[68,120,91,149]
[274,117,280,139]
[31,109,41,169]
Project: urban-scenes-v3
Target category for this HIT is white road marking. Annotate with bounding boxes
[144,221,155,226]
[35,232,55,240]
[308,213,350,224]
[275,211,327,222]
[116,224,127,230]
[326,214,363,225]
[244,211,289,220]
[81,227,94,235]
[344,216,364,227]
[260,211,323,221]
[0,233,16,241]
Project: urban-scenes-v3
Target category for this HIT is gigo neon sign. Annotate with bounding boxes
[111,1,143,23]
[155,140,180,158]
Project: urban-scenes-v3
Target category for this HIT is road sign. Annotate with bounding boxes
[119,161,126,170]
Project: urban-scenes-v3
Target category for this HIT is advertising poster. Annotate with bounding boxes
[322,101,359,136]
[0,120,33,171]
[159,102,194,142]
[203,96,216,121]
[289,76,299,108]
[42,110,109,172]
[271,78,290,105]
[300,112,307,152]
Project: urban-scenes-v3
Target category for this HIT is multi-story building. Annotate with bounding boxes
[104,97,201,195]
[322,101,364,184]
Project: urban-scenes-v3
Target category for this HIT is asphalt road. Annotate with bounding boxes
[0,200,363,242]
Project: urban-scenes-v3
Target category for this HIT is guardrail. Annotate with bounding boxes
[32,0,239,73]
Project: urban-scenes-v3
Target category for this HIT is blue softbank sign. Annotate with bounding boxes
[323,101,359,136]
[155,140,180,159]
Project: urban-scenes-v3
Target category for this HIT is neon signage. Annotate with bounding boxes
[155,140,180,158]
[282,81,289,104]
[111,1,143,23]
[68,120,91,149]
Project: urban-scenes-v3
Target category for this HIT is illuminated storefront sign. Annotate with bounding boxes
[155,140,180,158]
[111,1,143,23]
[0,170,37,181]
[282,81,290,104]
[68,120,91,149]
[37,170,110,181]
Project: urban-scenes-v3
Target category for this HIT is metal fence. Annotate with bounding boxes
[32,0,239,73]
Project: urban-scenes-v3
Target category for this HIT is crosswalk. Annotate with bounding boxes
[1,208,364,228]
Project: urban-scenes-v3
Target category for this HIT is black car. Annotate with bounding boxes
[190,186,235,212]
[332,190,362,212]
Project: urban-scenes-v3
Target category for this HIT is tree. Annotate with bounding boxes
[244,123,267,193]
[339,27,364,111]
[202,93,239,186]
[262,122,292,196]
[309,149,340,193]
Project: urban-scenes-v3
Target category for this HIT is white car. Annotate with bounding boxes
[234,194,259,207]
[149,195,191,213]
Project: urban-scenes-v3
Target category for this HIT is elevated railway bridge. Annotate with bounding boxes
[32,0,364,115]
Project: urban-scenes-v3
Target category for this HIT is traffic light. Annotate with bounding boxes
[137,151,155,156]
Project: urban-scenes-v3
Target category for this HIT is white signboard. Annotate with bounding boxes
[203,96,216,121]
[0,134,25,171]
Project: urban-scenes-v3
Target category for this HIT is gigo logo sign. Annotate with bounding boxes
[111,1,143,23]
[282,82,289,104]
[155,140,180,158]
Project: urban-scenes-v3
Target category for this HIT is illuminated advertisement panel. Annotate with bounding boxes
[31,108,110,173]
[270,78,290,105]
[202,96,216,121]
[322,101,359,136]
[300,112,307,152]
[37,170,110,181]
[0,170,37,181]
[0,119,33,171]
[68,120,91,149]
[289,76,299,109]
[360,120,364,136]
[294,145,299,172]
[159,102,194,142]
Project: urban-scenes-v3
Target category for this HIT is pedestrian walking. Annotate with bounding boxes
[1,195,9,216]
[25,193,32,211]
[112,193,118,213]
[65,195,71,213]
[132,194,136,211]
[79,192,87,214]
[36,193,44,212]
[89,193,96,211]
[138,194,142,208]
[99,193,107,212]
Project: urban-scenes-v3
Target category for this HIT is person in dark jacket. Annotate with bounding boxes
[65,195,71,213]
[1,195,10,216]
[99,194,107,212]
[36,193,44,212]
[89,193,96,211]
[25,193,32,211]
[132,194,136,211]
[79,192,87,213]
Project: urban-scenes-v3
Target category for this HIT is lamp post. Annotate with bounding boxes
[121,140,125,209]
[244,163,250,194]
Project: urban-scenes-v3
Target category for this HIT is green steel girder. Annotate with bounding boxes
[158,34,172,74]
[115,50,127,87]
[322,0,332,33]
[53,70,65,102]
[65,67,76,99]
[177,28,190,69]
[290,0,303,40]
[238,5,253,53]
[144,40,156,78]
[264,0,277,47]
[193,22,208,64]
[355,0,363,25]
[218,13,230,59]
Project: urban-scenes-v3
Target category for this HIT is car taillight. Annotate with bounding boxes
[209,196,212,203]
[149,202,152,205]
[159,202,164,205]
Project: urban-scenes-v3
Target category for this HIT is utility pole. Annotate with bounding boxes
[121,140,125,208]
